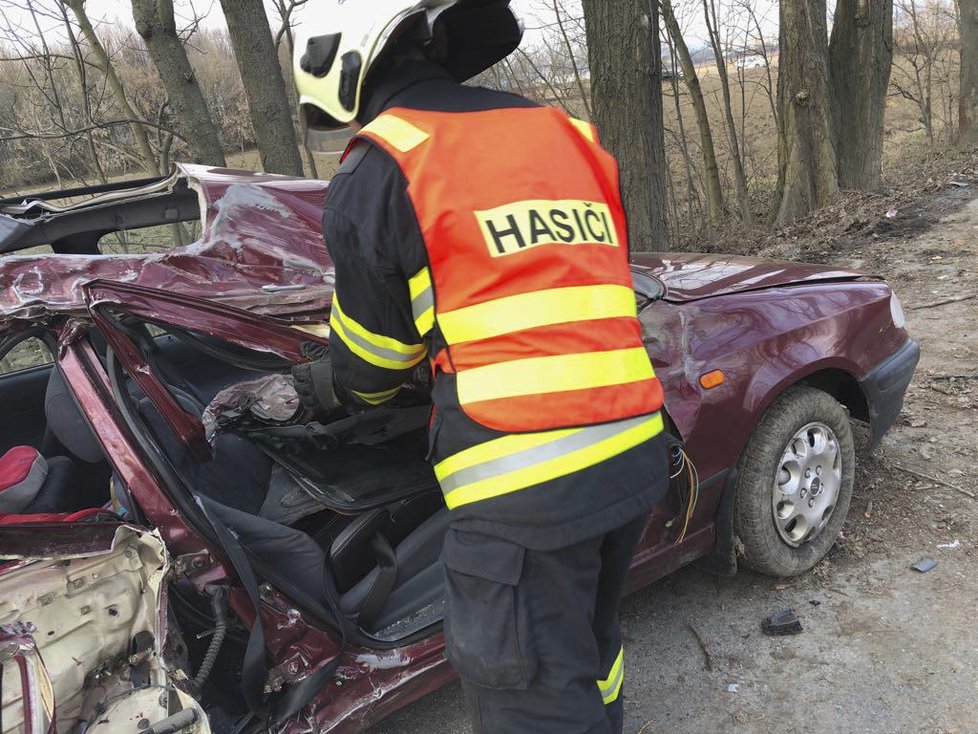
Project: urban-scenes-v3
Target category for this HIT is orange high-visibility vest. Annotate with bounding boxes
[356,105,664,433]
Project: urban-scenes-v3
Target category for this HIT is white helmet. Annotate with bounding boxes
[294,0,523,131]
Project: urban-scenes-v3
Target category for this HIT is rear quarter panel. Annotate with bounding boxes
[643,280,906,483]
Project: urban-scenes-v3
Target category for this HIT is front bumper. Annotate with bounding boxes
[859,338,921,449]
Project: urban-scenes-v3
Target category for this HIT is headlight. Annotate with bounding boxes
[890,292,906,329]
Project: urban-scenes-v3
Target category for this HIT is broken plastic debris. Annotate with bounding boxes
[937,540,961,549]
[885,208,898,218]
[727,683,740,693]
[761,609,803,636]
[911,558,938,573]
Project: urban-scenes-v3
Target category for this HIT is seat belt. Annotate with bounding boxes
[197,499,349,726]
[357,533,399,631]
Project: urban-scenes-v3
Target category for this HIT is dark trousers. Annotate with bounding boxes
[442,515,647,734]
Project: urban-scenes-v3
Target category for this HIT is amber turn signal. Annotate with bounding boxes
[700,369,725,389]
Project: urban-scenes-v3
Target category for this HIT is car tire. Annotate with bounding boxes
[733,386,855,577]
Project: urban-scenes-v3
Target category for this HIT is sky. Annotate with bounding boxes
[0,0,780,50]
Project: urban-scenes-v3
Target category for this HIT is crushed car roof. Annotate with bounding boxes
[0,165,333,323]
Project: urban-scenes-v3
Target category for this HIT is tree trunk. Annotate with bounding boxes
[64,0,161,176]
[703,0,753,224]
[132,0,227,166]
[661,0,724,222]
[773,0,839,226]
[582,0,668,252]
[278,24,320,179]
[219,0,304,176]
[582,0,669,252]
[829,0,894,190]
[960,0,978,142]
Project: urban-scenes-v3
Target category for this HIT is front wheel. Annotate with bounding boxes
[733,386,855,577]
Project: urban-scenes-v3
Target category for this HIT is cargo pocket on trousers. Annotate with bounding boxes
[441,528,537,690]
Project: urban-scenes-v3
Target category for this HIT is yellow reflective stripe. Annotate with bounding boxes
[352,387,401,405]
[598,646,625,705]
[456,347,655,405]
[409,267,435,336]
[438,285,637,344]
[415,307,435,337]
[439,412,663,509]
[361,114,429,153]
[570,117,597,143]
[292,323,330,338]
[330,296,426,371]
[408,267,431,301]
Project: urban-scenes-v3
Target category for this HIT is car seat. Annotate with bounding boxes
[0,446,88,514]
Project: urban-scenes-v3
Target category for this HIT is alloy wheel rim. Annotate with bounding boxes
[771,422,843,548]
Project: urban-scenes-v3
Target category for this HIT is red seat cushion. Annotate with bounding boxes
[0,508,113,526]
[0,447,47,514]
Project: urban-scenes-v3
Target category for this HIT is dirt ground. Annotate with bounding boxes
[367,185,978,734]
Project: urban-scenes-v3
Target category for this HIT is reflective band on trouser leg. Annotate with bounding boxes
[437,284,638,344]
[409,267,435,336]
[436,412,664,509]
[329,296,427,371]
[456,347,655,405]
[352,387,402,405]
[598,645,624,705]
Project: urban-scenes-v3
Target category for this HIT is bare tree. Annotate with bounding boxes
[219,0,304,176]
[64,0,160,175]
[738,0,778,131]
[55,0,107,182]
[271,0,319,178]
[131,0,226,166]
[891,0,959,143]
[550,0,591,119]
[703,0,753,223]
[961,0,978,141]
[773,0,838,225]
[661,0,725,222]
[663,31,701,224]
[582,0,669,251]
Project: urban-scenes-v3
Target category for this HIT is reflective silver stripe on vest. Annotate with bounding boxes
[437,414,654,495]
[412,286,434,328]
[331,303,425,366]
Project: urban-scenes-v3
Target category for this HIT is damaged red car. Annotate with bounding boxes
[0,165,919,733]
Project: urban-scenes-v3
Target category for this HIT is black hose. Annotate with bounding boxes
[194,587,228,691]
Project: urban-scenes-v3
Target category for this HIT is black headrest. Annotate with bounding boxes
[45,366,104,464]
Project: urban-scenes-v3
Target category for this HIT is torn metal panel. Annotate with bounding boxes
[0,526,209,734]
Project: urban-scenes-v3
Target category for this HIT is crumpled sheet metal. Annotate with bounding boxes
[202,373,302,443]
[0,165,334,325]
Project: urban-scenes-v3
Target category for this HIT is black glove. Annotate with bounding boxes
[292,357,342,420]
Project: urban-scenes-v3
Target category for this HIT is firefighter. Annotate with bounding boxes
[292,2,669,731]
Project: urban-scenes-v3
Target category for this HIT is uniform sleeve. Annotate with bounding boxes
[322,142,429,408]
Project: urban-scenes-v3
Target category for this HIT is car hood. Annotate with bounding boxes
[631,252,873,303]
